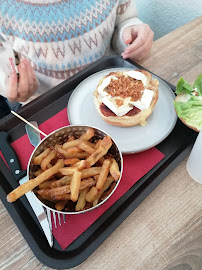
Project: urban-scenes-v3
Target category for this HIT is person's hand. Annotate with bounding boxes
[121,24,154,61]
[7,59,38,103]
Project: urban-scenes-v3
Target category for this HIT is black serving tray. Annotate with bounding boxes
[0,56,197,269]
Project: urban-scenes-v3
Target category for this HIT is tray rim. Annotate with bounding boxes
[0,55,198,269]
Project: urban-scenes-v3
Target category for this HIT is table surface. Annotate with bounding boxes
[0,16,202,270]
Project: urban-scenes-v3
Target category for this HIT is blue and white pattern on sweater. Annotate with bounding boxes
[0,0,117,42]
[0,0,137,89]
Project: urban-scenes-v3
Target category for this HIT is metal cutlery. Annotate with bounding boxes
[25,121,41,148]
[25,122,66,229]
[0,131,53,247]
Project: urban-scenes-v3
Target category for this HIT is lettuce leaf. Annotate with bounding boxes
[176,77,193,95]
[176,74,202,96]
[193,74,202,96]
[174,96,202,131]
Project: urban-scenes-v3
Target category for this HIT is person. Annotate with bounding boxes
[0,0,154,111]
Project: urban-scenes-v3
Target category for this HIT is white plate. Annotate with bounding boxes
[67,68,177,154]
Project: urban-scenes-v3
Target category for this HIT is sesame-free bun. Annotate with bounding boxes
[93,70,159,127]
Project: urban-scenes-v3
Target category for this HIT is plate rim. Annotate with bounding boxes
[67,67,177,154]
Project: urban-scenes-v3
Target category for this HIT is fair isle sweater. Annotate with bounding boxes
[0,0,142,103]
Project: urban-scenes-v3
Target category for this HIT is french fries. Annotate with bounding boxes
[86,186,98,203]
[50,175,72,188]
[55,200,69,211]
[7,159,64,202]
[38,179,57,189]
[78,140,95,154]
[6,128,122,213]
[33,148,51,165]
[41,150,57,171]
[70,171,82,202]
[86,136,112,167]
[75,187,89,211]
[93,176,115,206]
[96,159,111,190]
[110,158,121,181]
[64,158,80,165]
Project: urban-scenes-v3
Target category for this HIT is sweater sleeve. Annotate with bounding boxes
[111,0,143,54]
[0,36,7,97]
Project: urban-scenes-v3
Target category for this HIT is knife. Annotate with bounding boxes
[0,131,53,247]
[25,121,41,148]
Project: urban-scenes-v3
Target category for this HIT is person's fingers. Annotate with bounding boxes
[127,24,151,53]
[7,59,38,103]
[24,60,35,94]
[7,72,18,102]
[122,26,133,45]
[122,24,152,58]
[124,30,154,61]
[30,63,39,94]
[127,33,153,61]
[18,61,30,102]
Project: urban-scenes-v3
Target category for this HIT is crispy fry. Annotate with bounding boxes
[7,159,64,202]
[37,186,70,197]
[67,135,75,141]
[96,159,111,190]
[39,193,59,203]
[59,167,78,175]
[47,163,53,168]
[81,167,102,178]
[60,166,101,178]
[75,187,89,211]
[78,140,95,154]
[38,179,57,189]
[61,139,80,150]
[64,158,80,165]
[55,200,69,211]
[86,186,98,203]
[79,128,95,141]
[86,136,112,167]
[94,139,101,150]
[70,171,82,202]
[98,156,105,166]
[50,193,71,201]
[66,146,83,154]
[72,160,87,170]
[54,144,62,149]
[55,147,89,159]
[93,176,115,206]
[81,140,95,148]
[33,148,51,165]
[41,150,57,171]
[93,174,99,181]
[34,169,43,177]
[100,181,116,202]
[42,178,95,199]
[50,175,72,188]
[110,158,121,181]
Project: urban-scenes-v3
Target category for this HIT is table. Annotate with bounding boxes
[0,16,201,270]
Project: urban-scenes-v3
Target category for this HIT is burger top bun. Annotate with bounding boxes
[93,70,159,127]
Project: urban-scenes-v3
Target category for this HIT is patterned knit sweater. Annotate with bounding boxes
[0,0,142,102]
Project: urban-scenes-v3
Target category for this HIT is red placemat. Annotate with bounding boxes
[2,108,165,250]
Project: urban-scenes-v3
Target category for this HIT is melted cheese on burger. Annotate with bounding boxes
[97,71,154,116]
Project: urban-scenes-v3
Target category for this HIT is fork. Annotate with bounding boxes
[46,209,66,229]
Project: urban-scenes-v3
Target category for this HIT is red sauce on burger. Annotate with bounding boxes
[100,103,140,117]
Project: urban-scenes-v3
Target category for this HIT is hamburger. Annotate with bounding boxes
[174,74,202,132]
[93,69,159,127]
